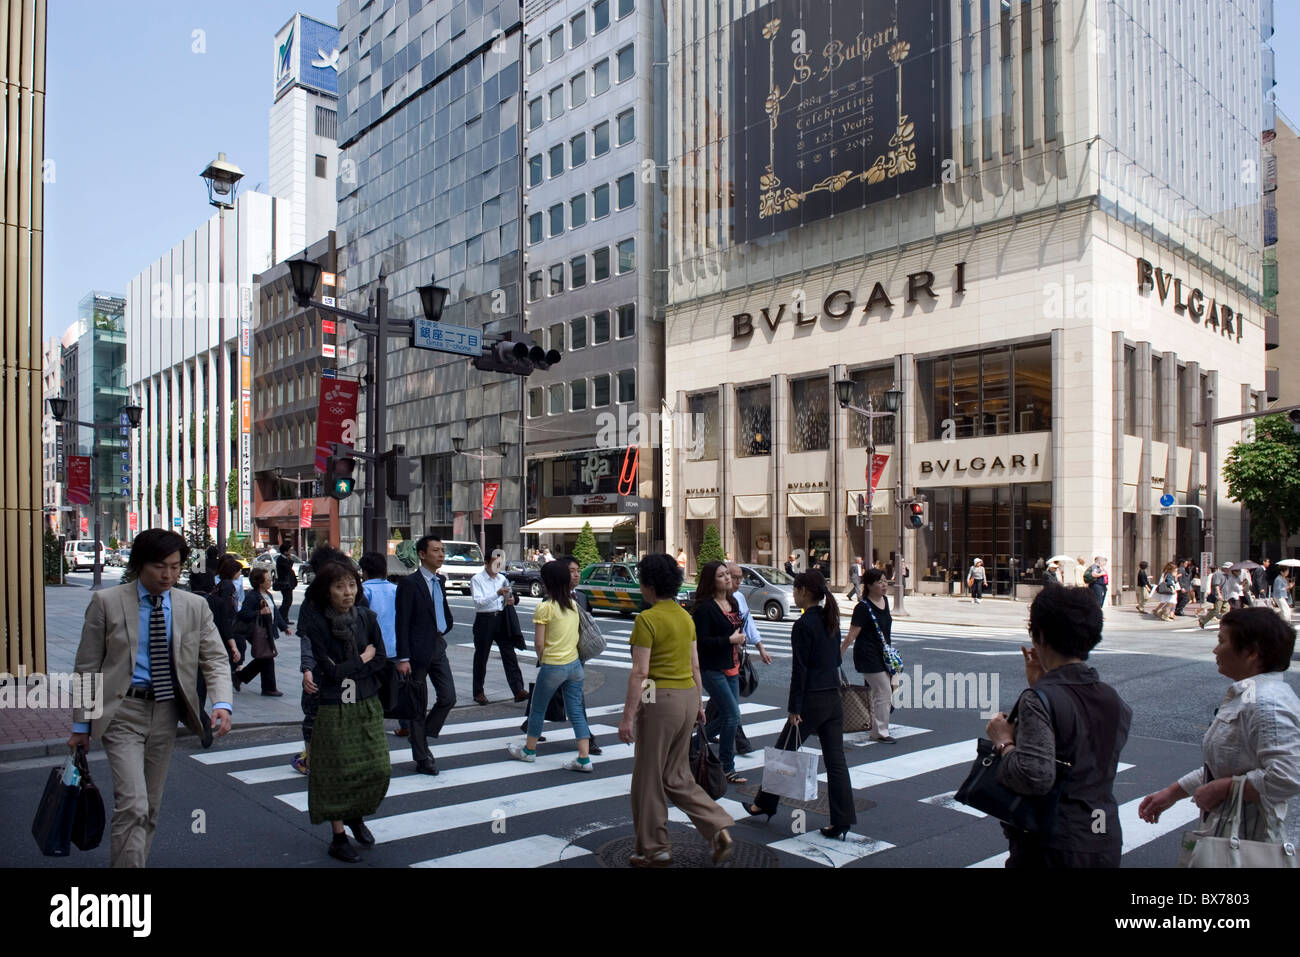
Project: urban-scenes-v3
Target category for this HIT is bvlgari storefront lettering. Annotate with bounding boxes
[1136,258,1243,342]
[919,453,1040,475]
[734,262,966,339]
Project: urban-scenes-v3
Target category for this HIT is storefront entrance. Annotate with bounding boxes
[916,483,1052,596]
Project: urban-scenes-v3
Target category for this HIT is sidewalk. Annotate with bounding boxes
[832,590,1209,630]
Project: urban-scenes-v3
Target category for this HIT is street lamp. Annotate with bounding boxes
[835,379,893,595]
[452,433,511,558]
[417,281,450,322]
[200,152,244,556]
[48,396,143,589]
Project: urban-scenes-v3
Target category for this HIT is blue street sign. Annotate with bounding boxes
[1159,493,1175,508]
[172,517,183,527]
[411,318,482,357]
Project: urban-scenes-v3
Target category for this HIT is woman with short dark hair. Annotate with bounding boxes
[985,586,1133,867]
[233,566,287,696]
[841,567,896,744]
[1140,607,1300,852]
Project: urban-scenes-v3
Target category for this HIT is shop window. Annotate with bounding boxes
[789,376,829,451]
[687,391,720,461]
[1013,343,1051,432]
[736,383,772,457]
[918,343,1050,440]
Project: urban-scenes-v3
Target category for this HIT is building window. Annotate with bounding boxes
[315,154,327,178]
[1000,0,1014,155]
[1152,355,1166,444]
[592,248,611,282]
[570,133,587,168]
[1021,0,1035,147]
[592,309,611,343]
[616,303,635,338]
[980,0,993,162]
[617,0,634,17]
[570,73,587,107]
[593,0,610,33]
[570,11,586,46]
[616,43,635,82]
[1177,364,1191,447]
[549,203,564,236]
[528,153,543,187]
[617,109,635,145]
[1013,344,1051,432]
[593,58,610,95]
[789,376,830,452]
[593,183,610,218]
[918,343,1051,440]
[688,391,720,461]
[528,97,543,130]
[616,238,635,273]
[735,384,772,457]
[1042,0,1059,141]
[845,366,897,447]
[549,264,565,296]
[528,39,544,73]
[617,369,636,403]
[571,255,587,288]
[570,193,587,227]
[571,379,588,410]
[528,270,545,302]
[549,144,564,178]
[570,316,587,350]
[593,121,610,156]
[592,373,611,407]
[549,384,565,414]
[549,86,564,120]
[528,212,543,244]
[960,0,974,167]
[315,106,337,139]
[549,26,564,61]
[616,173,635,209]
[1123,346,1138,437]
[549,323,565,352]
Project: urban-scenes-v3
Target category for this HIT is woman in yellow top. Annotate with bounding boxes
[507,561,593,771]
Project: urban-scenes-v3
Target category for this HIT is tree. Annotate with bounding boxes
[43,528,64,583]
[1223,413,1300,548]
[696,523,726,581]
[227,531,255,561]
[227,469,238,510]
[573,522,601,569]
[186,505,212,553]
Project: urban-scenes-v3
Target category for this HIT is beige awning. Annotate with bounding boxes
[845,489,893,515]
[519,515,634,534]
[686,497,719,520]
[733,494,770,518]
[787,492,829,517]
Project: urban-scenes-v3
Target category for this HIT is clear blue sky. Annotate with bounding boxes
[42,0,338,339]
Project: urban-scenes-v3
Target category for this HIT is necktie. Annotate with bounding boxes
[148,594,175,700]
[429,575,447,633]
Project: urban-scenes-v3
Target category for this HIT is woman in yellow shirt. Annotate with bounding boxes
[507,561,593,771]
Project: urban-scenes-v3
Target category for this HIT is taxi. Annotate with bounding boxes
[577,562,696,616]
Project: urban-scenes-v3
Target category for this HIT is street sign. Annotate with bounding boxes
[618,496,654,513]
[1159,492,1175,515]
[411,318,482,356]
[172,517,182,527]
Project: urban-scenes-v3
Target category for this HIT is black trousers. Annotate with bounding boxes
[1003,827,1120,868]
[237,656,278,694]
[751,688,855,828]
[277,586,295,620]
[1175,590,1191,615]
[410,653,457,764]
[472,612,524,696]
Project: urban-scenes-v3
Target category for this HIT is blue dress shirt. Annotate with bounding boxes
[363,579,399,657]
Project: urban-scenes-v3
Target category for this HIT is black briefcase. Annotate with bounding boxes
[376,660,424,720]
[71,748,105,851]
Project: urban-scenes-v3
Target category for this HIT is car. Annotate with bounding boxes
[504,560,544,599]
[733,563,800,621]
[63,540,106,571]
[441,540,486,594]
[577,562,697,617]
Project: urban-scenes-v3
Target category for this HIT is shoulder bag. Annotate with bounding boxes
[1178,775,1298,868]
[576,603,606,661]
[690,715,728,800]
[250,615,278,660]
[864,602,903,676]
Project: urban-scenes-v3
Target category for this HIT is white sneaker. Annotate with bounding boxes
[507,743,535,762]
[563,758,595,773]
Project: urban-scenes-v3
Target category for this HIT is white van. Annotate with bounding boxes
[440,540,486,594]
[64,540,105,571]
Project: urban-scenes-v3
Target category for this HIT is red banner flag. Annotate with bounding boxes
[867,453,889,492]
[483,482,500,520]
[128,512,138,532]
[315,376,360,472]
[67,455,91,505]
[208,506,219,528]
[300,499,314,529]
[80,517,89,535]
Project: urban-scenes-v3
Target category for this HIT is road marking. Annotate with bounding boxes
[837,739,979,789]
[769,831,896,866]
[410,834,590,868]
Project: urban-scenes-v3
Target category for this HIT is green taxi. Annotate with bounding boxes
[577,562,696,616]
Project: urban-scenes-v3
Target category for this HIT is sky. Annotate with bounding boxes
[40,1,1300,341]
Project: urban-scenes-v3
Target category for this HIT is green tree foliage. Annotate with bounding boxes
[1223,414,1300,547]
[572,522,602,569]
[696,523,726,581]
[227,470,238,510]
[43,528,64,583]
[186,505,212,553]
[227,531,255,561]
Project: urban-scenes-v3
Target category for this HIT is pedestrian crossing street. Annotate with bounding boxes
[192,699,1201,868]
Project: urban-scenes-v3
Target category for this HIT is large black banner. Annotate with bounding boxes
[731,0,951,242]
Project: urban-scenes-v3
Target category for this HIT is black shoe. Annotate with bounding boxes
[231,671,242,692]
[588,741,602,756]
[745,804,774,822]
[261,690,284,697]
[328,835,359,862]
[345,818,375,847]
[820,825,851,840]
[536,735,547,743]
[415,759,438,775]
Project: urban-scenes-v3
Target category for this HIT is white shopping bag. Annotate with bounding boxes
[761,745,819,801]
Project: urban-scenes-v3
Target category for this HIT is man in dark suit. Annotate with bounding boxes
[395,535,457,775]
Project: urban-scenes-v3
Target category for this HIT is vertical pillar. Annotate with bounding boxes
[1113,333,1130,603]
[1161,351,1178,563]
[1135,340,1151,603]
[771,372,787,574]
[829,364,846,587]
[1051,329,1066,554]
[719,382,734,558]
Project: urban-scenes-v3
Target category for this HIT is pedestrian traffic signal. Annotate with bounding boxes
[325,448,357,499]
[471,334,561,376]
[387,455,419,499]
[907,501,926,529]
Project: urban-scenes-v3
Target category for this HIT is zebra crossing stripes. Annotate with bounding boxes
[410,835,591,868]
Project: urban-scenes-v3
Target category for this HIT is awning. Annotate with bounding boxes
[733,494,770,519]
[686,497,719,520]
[519,515,634,534]
[845,489,893,516]
[787,492,829,517]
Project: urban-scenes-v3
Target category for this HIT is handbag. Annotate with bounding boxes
[503,603,526,651]
[690,716,727,800]
[761,724,819,801]
[528,681,567,722]
[32,752,80,856]
[250,617,278,660]
[864,602,903,676]
[738,650,758,697]
[70,747,105,851]
[375,659,424,720]
[576,604,606,661]
[839,667,873,733]
[1178,776,1299,868]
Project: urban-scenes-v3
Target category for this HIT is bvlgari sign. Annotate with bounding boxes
[1136,258,1243,343]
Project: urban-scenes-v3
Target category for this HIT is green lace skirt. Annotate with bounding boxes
[307,695,391,824]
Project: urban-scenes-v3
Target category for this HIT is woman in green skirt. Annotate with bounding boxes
[300,560,392,862]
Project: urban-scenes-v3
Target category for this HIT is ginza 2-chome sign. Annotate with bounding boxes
[1136,258,1244,343]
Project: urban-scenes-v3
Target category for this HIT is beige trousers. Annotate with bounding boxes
[100,696,182,868]
[630,686,734,856]
[864,671,893,738]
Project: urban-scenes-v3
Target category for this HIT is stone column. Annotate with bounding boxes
[772,373,788,577]
[1135,340,1152,603]
[1161,351,1178,564]
[1111,333,1128,601]
[1051,328,1065,554]
[719,382,735,558]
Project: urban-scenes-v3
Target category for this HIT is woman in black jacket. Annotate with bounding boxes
[299,560,392,862]
[840,568,896,743]
[692,561,747,784]
[745,570,855,838]
[233,567,287,696]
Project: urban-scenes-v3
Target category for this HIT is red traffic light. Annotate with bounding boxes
[908,502,924,528]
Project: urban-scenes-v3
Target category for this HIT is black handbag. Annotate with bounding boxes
[690,716,727,800]
[503,603,526,651]
[71,747,105,851]
[528,681,567,722]
[32,753,80,856]
[375,659,423,720]
[738,649,758,697]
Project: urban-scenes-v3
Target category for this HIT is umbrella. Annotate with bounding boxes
[1046,555,1078,565]
[1277,559,1300,568]
[1228,561,1260,571]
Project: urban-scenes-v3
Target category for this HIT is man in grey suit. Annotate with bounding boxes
[68,528,233,867]
[846,556,864,600]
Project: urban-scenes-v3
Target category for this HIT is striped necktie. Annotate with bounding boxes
[147,594,175,701]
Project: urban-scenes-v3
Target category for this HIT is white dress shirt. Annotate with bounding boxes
[732,591,763,646]
[471,569,511,613]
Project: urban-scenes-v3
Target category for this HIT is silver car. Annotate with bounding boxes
[735,564,799,621]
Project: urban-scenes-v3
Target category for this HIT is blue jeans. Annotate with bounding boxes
[525,659,590,742]
[702,670,741,773]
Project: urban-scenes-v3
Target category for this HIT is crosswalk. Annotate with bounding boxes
[193,697,1199,868]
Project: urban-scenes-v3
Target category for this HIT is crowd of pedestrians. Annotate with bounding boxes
[1130,555,1295,626]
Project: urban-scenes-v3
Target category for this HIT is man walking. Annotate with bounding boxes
[395,535,458,774]
[1175,560,1194,616]
[1251,558,1271,601]
[68,528,233,867]
[274,546,298,621]
[846,556,864,601]
[1198,562,1234,629]
[470,554,529,705]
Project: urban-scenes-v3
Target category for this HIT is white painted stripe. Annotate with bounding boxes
[410,834,591,868]
[768,831,896,866]
[668,797,751,826]
[921,648,1023,656]
[920,791,987,818]
[837,739,980,789]
[456,642,635,669]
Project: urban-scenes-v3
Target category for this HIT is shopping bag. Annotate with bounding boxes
[1178,776,1300,869]
[32,753,79,857]
[761,726,819,801]
[839,669,873,733]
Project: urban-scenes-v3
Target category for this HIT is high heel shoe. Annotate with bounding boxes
[745,803,774,822]
[819,825,851,840]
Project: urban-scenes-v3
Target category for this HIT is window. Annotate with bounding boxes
[736,384,772,457]
[1013,344,1051,432]
[549,264,565,296]
[1042,0,1059,141]
[592,248,611,282]
[593,59,610,95]
[593,183,610,218]
[917,344,1051,439]
[617,109,635,145]
[314,154,327,178]
[980,0,992,162]
[960,0,974,167]
[570,12,586,47]
[1177,364,1191,447]
[570,73,587,107]
[616,303,635,338]
[570,379,587,411]
[528,39,544,73]
[570,193,587,227]
[569,316,587,349]
[549,323,565,352]
[528,212,543,244]
[845,367,896,447]
[549,144,564,177]
[593,0,610,32]
[528,97,543,130]
[548,384,565,414]
[549,86,564,120]
[617,238,635,273]
[1000,1,1014,155]
[528,270,544,302]
[549,26,564,61]
[528,153,543,186]
[592,373,611,407]
[1123,347,1137,436]
[592,309,611,343]
[616,44,635,82]
[570,133,587,168]
[1152,355,1166,444]
[1021,0,1035,147]
[593,121,610,156]
[617,369,636,403]
[549,203,564,236]
[617,0,634,17]
[616,173,635,209]
[571,254,587,288]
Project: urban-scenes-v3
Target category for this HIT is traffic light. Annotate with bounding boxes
[906,500,927,529]
[471,333,561,376]
[325,447,358,499]
[387,454,419,499]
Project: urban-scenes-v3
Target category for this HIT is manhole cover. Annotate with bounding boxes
[730,782,877,817]
[596,824,781,868]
